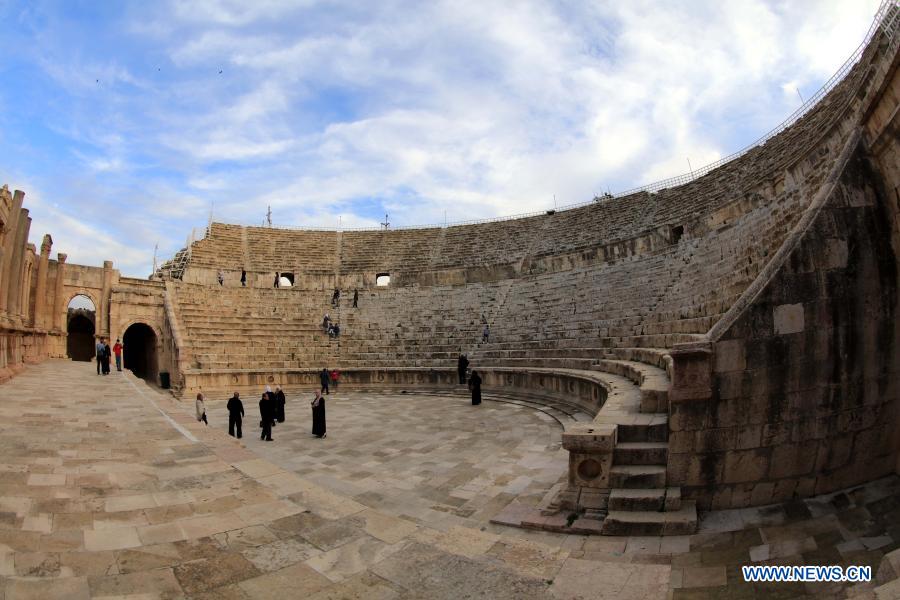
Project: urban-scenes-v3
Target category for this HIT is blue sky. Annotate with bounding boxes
[0,0,883,277]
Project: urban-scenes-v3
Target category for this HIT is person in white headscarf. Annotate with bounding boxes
[195,393,208,425]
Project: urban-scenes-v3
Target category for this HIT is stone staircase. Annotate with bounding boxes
[590,354,696,535]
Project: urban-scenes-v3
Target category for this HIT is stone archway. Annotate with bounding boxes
[66,294,96,362]
[123,323,158,384]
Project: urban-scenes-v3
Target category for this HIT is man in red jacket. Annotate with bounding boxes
[113,339,123,372]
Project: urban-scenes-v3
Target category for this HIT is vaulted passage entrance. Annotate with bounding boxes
[123,323,158,383]
[66,295,96,362]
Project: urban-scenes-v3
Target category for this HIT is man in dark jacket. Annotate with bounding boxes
[227,392,244,439]
[320,368,330,395]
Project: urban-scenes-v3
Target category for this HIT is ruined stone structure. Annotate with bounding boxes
[3,3,900,538]
[0,186,179,386]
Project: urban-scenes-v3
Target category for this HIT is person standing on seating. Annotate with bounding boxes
[274,385,286,423]
[482,324,490,344]
[113,339,123,372]
[240,269,246,287]
[227,392,244,438]
[311,390,326,438]
[274,272,280,288]
[322,313,331,333]
[352,289,358,308]
[259,392,274,441]
[217,270,224,286]
[332,288,340,307]
[320,368,330,395]
[95,338,105,375]
[457,353,469,385]
[195,393,208,425]
[469,370,482,405]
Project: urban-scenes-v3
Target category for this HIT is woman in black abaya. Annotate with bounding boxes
[311,390,326,438]
[469,370,482,405]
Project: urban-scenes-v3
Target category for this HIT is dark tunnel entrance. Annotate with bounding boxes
[66,295,96,362]
[123,323,158,384]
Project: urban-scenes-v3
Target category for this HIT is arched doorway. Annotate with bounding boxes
[123,323,158,384]
[66,295,96,361]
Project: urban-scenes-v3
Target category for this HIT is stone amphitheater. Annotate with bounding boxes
[2,4,900,599]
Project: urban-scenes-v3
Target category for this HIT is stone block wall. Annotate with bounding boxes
[668,141,900,510]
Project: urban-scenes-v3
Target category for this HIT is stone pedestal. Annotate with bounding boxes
[549,422,615,518]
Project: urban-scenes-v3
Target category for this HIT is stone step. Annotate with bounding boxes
[613,441,668,465]
[609,464,666,488]
[616,418,669,443]
[608,486,682,511]
[601,500,697,536]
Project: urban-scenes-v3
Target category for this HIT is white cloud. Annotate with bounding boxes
[1,0,887,276]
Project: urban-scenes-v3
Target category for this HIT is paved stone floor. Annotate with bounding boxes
[0,360,898,599]
[204,388,570,529]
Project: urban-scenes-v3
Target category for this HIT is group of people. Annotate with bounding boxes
[322,314,341,338]
[332,288,359,308]
[193,378,332,441]
[457,353,482,405]
[217,269,249,286]
[319,367,339,393]
[95,338,123,375]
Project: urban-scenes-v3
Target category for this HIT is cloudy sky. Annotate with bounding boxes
[0,0,883,277]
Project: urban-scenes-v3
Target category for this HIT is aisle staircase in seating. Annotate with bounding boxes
[589,352,696,535]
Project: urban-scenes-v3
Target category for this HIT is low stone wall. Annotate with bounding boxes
[181,366,608,417]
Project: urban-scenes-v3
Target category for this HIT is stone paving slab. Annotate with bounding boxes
[0,361,899,599]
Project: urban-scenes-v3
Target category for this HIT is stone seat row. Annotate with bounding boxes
[177,47,857,281]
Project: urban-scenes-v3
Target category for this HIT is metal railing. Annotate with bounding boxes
[204,0,898,234]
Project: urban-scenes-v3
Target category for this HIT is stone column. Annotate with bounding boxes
[6,207,31,320]
[0,191,25,314]
[32,235,52,329]
[100,260,113,337]
[53,253,67,332]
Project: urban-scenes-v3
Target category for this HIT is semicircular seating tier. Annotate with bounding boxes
[155,18,900,535]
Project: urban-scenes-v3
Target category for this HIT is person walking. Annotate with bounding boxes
[95,338,105,375]
[113,339,123,372]
[240,269,246,287]
[101,340,112,375]
[274,385,286,423]
[469,370,482,405]
[330,369,340,391]
[322,313,331,333]
[311,390,326,438]
[457,353,469,385]
[352,289,358,308]
[259,392,274,441]
[195,393,208,425]
[227,392,244,438]
[217,270,224,286]
[332,288,340,307]
[319,368,330,395]
[482,324,490,344]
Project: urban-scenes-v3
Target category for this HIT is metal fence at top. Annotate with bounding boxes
[204,0,899,235]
